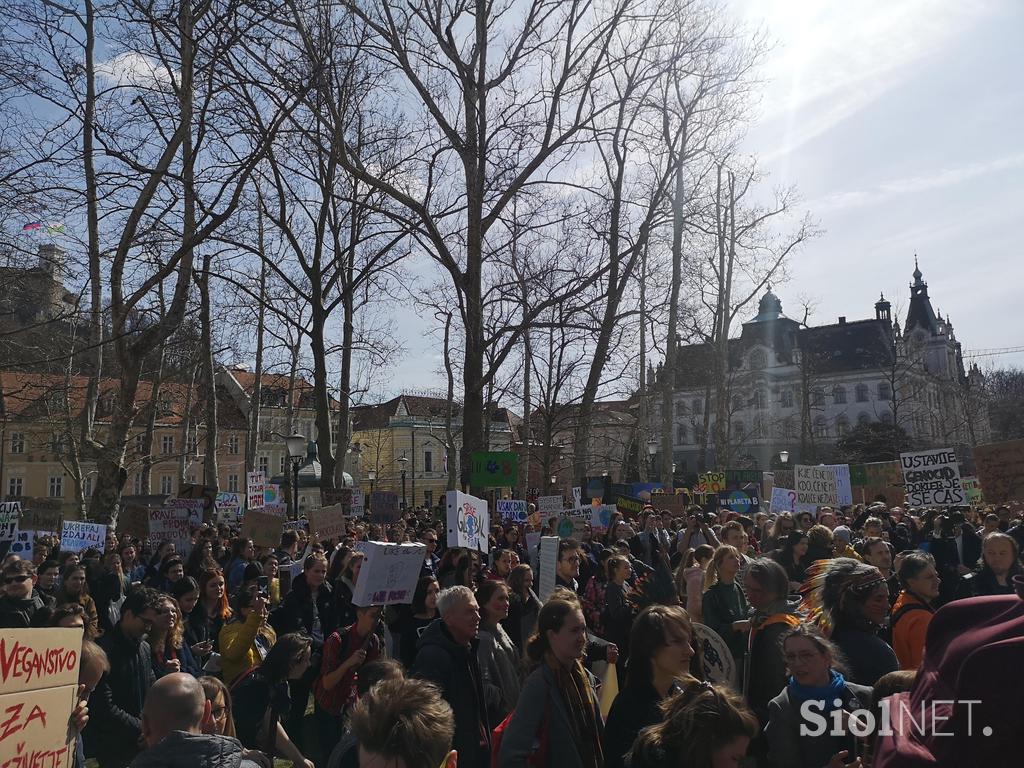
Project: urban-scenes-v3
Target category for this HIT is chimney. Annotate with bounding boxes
[838,316,846,325]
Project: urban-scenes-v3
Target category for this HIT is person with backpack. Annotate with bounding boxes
[314,604,383,762]
[891,551,940,670]
[220,587,277,686]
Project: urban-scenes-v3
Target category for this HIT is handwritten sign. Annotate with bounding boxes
[496,499,528,524]
[590,503,615,532]
[538,536,559,602]
[177,483,217,523]
[537,495,563,515]
[0,627,83,768]
[308,504,346,541]
[215,492,242,523]
[572,487,582,507]
[59,521,106,553]
[795,465,839,506]
[164,497,204,528]
[700,472,726,494]
[241,508,285,548]
[247,471,265,511]
[351,541,426,606]
[8,529,33,559]
[117,504,151,539]
[19,499,63,533]
[900,448,964,507]
[770,487,797,514]
[369,491,400,524]
[149,507,191,554]
[821,464,853,506]
[972,439,1024,505]
[0,501,19,540]
[350,489,365,517]
[446,490,490,553]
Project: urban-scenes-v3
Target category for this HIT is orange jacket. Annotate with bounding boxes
[891,592,932,670]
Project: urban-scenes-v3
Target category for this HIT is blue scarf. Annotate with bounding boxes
[788,669,847,713]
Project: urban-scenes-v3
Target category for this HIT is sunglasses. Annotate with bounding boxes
[3,574,31,585]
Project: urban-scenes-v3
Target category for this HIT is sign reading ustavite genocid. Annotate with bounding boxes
[900,448,964,506]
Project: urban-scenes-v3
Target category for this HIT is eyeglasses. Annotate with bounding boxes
[783,651,821,664]
[3,575,31,585]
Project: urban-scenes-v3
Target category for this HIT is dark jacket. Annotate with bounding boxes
[831,625,899,686]
[603,681,680,768]
[701,581,750,662]
[0,592,46,628]
[502,589,541,652]
[954,567,1020,600]
[186,604,226,653]
[86,623,156,766]
[413,619,490,768]
[91,570,127,635]
[601,581,633,653]
[129,731,262,768]
[765,681,873,768]
[744,600,803,727]
[270,577,336,654]
[231,668,291,751]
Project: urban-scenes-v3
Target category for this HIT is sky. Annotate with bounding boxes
[383,0,1024,396]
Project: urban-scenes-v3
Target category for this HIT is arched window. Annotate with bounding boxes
[855,384,870,402]
[813,417,828,439]
[836,415,850,437]
[833,386,847,404]
[753,390,766,410]
[732,421,746,441]
[781,389,794,408]
[857,412,871,427]
[812,388,825,406]
[676,423,687,444]
[692,398,703,415]
[878,382,892,401]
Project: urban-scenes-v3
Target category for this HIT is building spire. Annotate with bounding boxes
[912,255,923,286]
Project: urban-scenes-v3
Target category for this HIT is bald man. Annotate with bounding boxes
[130,673,263,767]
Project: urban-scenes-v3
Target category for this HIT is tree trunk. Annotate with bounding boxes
[661,130,687,485]
[199,252,218,490]
[246,255,266,474]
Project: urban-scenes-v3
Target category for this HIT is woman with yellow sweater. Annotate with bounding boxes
[219,585,277,686]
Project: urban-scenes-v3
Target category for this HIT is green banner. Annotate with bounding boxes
[470,451,518,488]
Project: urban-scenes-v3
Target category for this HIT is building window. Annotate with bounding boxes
[10,432,25,454]
[855,384,870,402]
[836,416,850,437]
[812,389,825,406]
[160,475,173,495]
[676,424,687,444]
[8,477,23,497]
[753,390,766,410]
[877,382,892,401]
[135,433,145,456]
[781,389,794,408]
[188,434,198,456]
[857,412,871,427]
[259,455,269,475]
[813,417,828,439]
[83,475,93,498]
[424,450,433,473]
[749,349,767,369]
[228,435,240,455]
[48,475,63,498]
[279,455,286,475]
[424,490,433,508]
[692,399,703,415]
[228,474,239,492]
[133,474,142,495]
[833,386,847,404]
[161,435,174,455]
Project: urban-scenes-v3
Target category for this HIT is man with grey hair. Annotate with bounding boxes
[413,583,490,768]
[130,673,263,768]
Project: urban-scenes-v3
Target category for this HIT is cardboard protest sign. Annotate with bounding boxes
[649,492,688,514]
[615,495,645,517]
[770,487,797,514]
[351,541,426,606]
[762,472,775,502]
[369,491,400,523]
[821,464,853,506]
[241,508,285,547]
[537,495,563,515]
[247,471,266,511]
[572,487,582,507]
[590,503,615,532]
[8,528,33,559]
[0,627,83,768]
[116,504,151,539]
[0,501,19,540]
[850,460,905,505]
[308,504,346,541]
[215,492,242,522]
[469,451,518,488]
[19,500,63,533]
[900,448,964,507]
[446,490,490,553]
[164,497,204,528]
[972,439,1024,504]
[700,472,726,493]
[525,532,541,558]
[961,476,984,504]
[538,536,559,602]
[149,507,191,554]
[59,520,106,553]
[496,499,528,524]
[177,482,217,522]
[350,489,365,517]
[283,519,308,532]
[795,465,839,506]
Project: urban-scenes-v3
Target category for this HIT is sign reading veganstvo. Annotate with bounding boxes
[469,451,518,488]
[900,448,964,507]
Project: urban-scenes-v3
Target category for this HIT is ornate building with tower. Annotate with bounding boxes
[651,261,990,472]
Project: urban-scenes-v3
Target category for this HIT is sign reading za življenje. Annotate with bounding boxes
[900,448,964,507]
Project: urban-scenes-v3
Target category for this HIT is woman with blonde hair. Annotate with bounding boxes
[701,545,750,665]
[199,676,273,768]
[149,593,201,677]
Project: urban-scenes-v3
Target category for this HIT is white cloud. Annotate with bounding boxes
[96,52,175,88]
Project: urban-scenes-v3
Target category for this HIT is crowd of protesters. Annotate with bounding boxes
[1,496,1023,768]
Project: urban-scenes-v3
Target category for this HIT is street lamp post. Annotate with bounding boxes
[779,450,789,465]
[367,470,377,494]
[285,433,306,521]
[398,454,409,510]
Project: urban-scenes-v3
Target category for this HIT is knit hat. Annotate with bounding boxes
[832,525,853,544]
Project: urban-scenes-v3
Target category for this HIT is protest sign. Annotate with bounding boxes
[820,464,853,506]
[308,504,346,541]
[283,519,308,532]
[572,487,582,507]
[537,495,563,516]
[8,529,33,559]
[900,448,964,506]
[795,465,839,506]
[59,520,106,553]
[496,499,528,524]
[215,492,242,522]
[590,503,615,532]
[700,472,726,494]
[164,497,205,528]
[649,492,688,514]
[615,495,644,517]
[770,488,797,514]
[149,507,191,554]
[446,490,490,553]
[350,489,365,517]
[538,536,560,602]
[469,451,518,488]
[762,472,775,503]
[973,439,1024,505]
[351,541,426,606]
[369,491,400,523]
[177,483,217,522]
[117,504,151,539]
[264,483,284,507]
[19,498,63,533]
[850,460,905,505]
[692,623,737,690]
[247,471,265,511]
[0,627,83,768]
[241,508,285,547]
[720,490,756,514]
[961,476,984,504]
[0,501,19,540]
[525,532,541,558]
